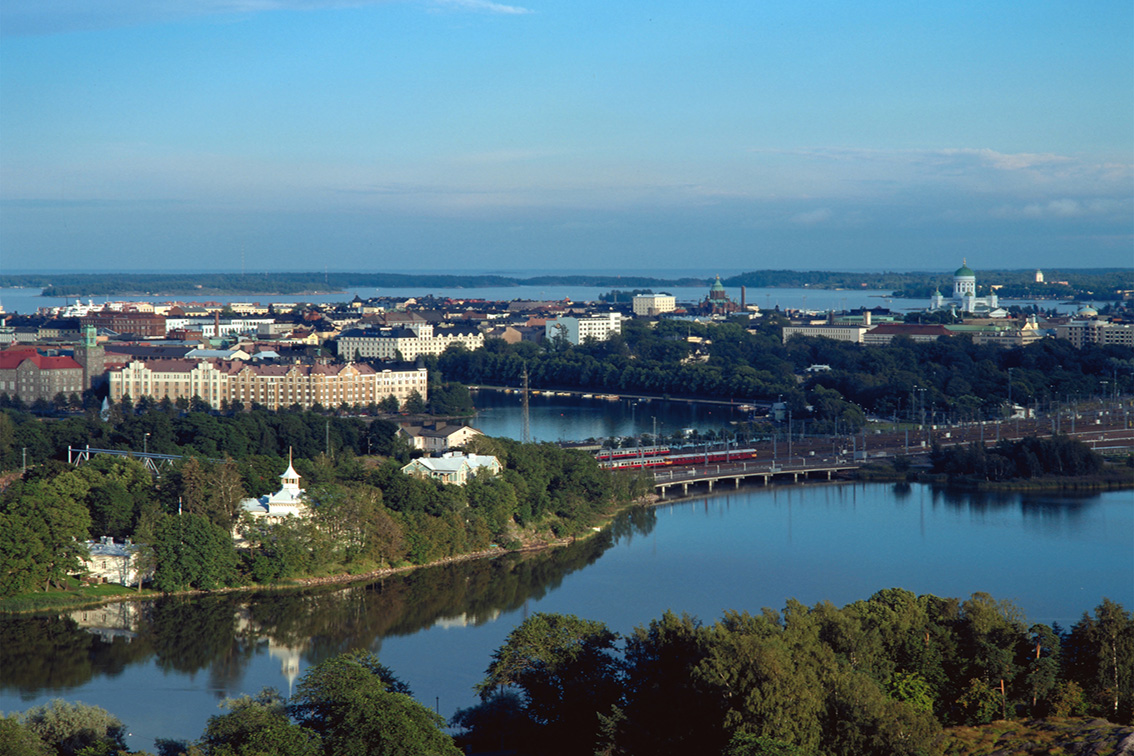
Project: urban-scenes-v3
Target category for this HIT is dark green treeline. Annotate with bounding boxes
[457,592,1134,756]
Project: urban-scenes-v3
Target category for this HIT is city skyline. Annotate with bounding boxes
[1,1,1131,273]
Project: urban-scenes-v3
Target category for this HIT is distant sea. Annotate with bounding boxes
[0,284,934,315]
[0,282,1086,317]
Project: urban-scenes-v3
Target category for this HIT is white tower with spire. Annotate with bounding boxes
[238,449,308,524]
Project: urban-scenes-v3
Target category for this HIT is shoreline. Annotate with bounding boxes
[0,500,636,616]
[6,469,1128,616]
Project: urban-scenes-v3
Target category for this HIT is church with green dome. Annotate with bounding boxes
[929,259,1001,315]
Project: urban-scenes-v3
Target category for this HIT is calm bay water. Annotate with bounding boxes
[2,483,1130,750]
[471,389,745,443]
[2,284,935,316]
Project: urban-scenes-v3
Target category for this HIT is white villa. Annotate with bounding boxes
[80,537,151,587]
[401,452,502,486]
[397,423,484,453]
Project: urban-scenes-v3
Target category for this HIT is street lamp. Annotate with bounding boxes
[144,432,150,455]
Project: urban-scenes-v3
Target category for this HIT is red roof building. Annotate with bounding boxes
[0,347,84,403]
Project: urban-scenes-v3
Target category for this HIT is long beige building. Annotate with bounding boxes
[109,359,427,410]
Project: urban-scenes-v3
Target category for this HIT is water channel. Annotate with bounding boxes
[2,482,1130,750]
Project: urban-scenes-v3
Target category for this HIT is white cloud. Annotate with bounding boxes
[431,0,532,14]
[0,0,529,36]
[790,208,832,225]
[996,197,1130,220]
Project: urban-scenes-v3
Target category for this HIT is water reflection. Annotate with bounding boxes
[929,485,1099,525]
[0,508,657,699]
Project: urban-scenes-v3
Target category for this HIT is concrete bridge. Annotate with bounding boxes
[652,459,861,498]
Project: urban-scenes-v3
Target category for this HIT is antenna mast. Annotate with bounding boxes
[521,366,530,444]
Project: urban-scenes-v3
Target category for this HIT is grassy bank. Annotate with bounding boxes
[0,579,160,614]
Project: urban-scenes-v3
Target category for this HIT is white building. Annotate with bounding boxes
[545,312,622,345]
[80,537,151,587]
[397,423,484,453]
[1056,318,1134,348]
[401,452,502,486]
[929,261,1000,315]
[632,294,677,317]
[337,323,484,361]
[781,325,869,344]
[240,456,309,523]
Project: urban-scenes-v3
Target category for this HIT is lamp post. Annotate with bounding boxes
[144,432,150,455]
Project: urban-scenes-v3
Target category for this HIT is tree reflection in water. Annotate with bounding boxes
[0,507,657,698]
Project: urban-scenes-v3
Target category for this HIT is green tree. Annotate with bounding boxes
[403,390,426,415]
[476,612,621,756]
[695,608,826,753]
[1,476,91,590]
[0,715,51,756]
[614,611,726,755]
[0,511,49,597]
[18,699,126,756]
[289,651,458,756]
[1065,599,1134,721]
[198,689,321,756]
[151,512,238,591]
[724,732,810,756]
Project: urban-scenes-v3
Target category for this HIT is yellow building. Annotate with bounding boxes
[109,358,427,410]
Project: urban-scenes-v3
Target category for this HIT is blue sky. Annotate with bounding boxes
[1,0,1131,273]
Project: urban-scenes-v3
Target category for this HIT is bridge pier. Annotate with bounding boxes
[707,480,713,492]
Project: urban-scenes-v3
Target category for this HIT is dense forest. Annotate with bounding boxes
[0,404,650,598]
[452,594,1134,755]
[929,436,1109,482]
[2,591,1130,756]
[433,317,1133,428]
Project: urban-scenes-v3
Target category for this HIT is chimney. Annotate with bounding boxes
[214,310,220,338]
[741,286,747,310]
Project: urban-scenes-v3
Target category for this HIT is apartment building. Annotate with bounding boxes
[544,312,623,344]
[0,347,84,402]
[337,323,484,361]
[632,294,677,317]
[109,359,428,410]
[1055,319,1134,348]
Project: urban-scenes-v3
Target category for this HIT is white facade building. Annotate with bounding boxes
[929,260,1000,315]
[632,294,677,317]
[240,457,309,523]
[80,537,151,586]
[337,323,483,361]
[401,452,502,486]
[545,312,623,344]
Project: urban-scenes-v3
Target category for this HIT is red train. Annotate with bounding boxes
[599,448,758,470]
[594,445,671,461]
